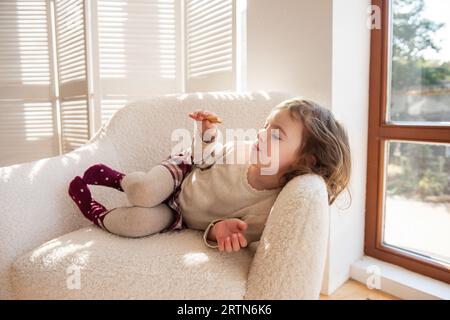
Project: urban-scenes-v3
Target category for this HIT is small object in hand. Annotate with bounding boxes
[188,112,222,124]
[204,114,222,124]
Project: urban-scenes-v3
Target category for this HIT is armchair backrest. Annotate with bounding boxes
[90,91,295,172]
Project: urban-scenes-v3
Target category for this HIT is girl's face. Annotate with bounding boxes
[250,108,304,174]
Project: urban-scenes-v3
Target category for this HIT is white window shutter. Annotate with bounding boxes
[0,0,242,166]
[53,0,90,153]
[95,0,181,126]
[0,0,59,166]
[185,0,236,92]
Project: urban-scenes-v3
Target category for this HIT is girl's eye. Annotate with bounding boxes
[271,131,281,140]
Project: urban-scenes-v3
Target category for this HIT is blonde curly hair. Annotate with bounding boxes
[275,98,351,205]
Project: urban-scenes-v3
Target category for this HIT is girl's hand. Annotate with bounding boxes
[188,109,221,141]
[213,218,248,252]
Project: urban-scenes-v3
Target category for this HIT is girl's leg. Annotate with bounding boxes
[68,176,110,229]
[82,163,175,208]
[120,165,175,208]
[101,204,174,238]
[83,163,125,191]
[69,176,174,237]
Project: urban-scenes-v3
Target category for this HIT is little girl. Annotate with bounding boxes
[68,98,351,252]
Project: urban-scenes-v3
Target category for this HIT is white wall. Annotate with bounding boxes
[326,0,371,294]
[246,0,371,295]
[246,0,332,107]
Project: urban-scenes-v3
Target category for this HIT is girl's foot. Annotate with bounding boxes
[83,163,125,191]
[68,176,110,229]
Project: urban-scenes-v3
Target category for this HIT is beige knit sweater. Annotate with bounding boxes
[177,138,281,248]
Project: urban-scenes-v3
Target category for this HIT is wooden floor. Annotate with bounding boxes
[320,280,399,300]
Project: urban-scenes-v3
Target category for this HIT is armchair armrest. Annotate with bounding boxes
[244,174,329,300]
[0,133,123,299]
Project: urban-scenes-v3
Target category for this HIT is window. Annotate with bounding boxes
[366,0,450,283]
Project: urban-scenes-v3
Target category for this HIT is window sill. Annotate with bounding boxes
[350,256,450,300]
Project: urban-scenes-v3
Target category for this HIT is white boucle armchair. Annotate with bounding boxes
[0,91,329,300]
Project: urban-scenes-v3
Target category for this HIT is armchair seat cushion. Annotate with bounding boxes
[12,226,257,299]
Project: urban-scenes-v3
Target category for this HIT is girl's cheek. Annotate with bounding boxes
[267,135,281,155]
[279,145,295,167]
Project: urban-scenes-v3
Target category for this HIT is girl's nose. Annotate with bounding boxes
[258,128,268,142]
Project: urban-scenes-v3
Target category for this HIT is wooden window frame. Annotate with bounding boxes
[365,0,450,284]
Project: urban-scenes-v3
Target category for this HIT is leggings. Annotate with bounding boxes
[100,151,193,237]
[102,165,176,237]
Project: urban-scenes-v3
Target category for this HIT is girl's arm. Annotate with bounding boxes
[189,110,222,169]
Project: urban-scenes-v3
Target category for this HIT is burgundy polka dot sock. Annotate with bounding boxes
[68,176,110,229]
[83,163,125,191]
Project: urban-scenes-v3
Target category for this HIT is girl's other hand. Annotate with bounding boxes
[213,218,248,253]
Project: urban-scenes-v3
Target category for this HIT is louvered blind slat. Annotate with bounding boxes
[0,0,58,166]
[60,98,89,152]
[54,0,89,153]
[55,0,87,83]
[188,5,232,33]
[97,0,178,126]
[185,0,235,91]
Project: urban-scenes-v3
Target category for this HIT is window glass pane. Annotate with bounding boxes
[383,141,450,264]
[388,0,450,124]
